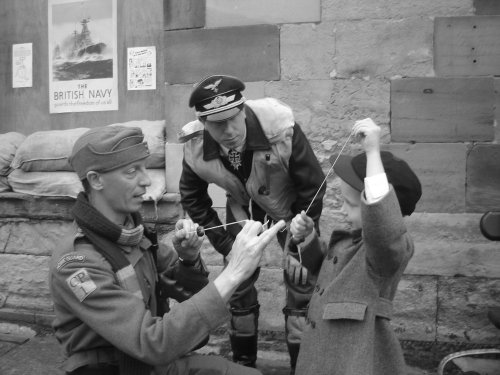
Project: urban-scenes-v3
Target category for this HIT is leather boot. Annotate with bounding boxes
[229,334,258,367]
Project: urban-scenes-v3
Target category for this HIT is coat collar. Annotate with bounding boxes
[203,104,271,161]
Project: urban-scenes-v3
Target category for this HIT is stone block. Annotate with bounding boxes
[163,0,205,31]
[0,254,52,311]
[382,143,467,213]
[205,0,320,27]
[392,276,438,341]
[322,0,473,20]
[391,77,495,142]
[264,78,390,145]
[404,213,500,278]
[466,144,500,212]
[474,0,500,15]
[164,25,280,84]
[434,16,500,76]
[3,220,73,256]
[496,78,500,142]
[280,23,336,80]
[437,277,500,344]
[334,18,434,79]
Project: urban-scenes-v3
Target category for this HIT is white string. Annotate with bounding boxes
[188,219,269,234]
[305,131,354,215]
[190,131,354,236]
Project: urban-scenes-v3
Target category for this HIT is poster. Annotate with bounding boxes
[127,46,156,91]
[48,0,118,113]
[12,43,33,88]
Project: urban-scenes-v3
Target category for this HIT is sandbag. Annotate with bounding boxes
[0,176,10,192]
[0,132,26,176]
[143,169,166,202]
[8,169,83,198]
[8,168,165,201]
[108,120,166,169]
[11,128,89,172]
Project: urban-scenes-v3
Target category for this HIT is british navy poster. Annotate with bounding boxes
[48,0,118,113]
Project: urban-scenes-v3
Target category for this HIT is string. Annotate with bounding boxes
[188,219,269,234]
[190,131,354,236]
[287,130,354,266]
[305,131,354,215]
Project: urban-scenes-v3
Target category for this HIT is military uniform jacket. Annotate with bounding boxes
[49,222,230,372]
[179,98,326,256]
[295,188,414,375]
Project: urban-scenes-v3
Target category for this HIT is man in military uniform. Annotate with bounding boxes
[179,75,326,372]
[49,125,285,375]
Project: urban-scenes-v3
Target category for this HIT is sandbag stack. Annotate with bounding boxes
[0,132,26,192]
[4,120,167,201]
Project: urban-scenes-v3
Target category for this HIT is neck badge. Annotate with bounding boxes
[228,149,242,170]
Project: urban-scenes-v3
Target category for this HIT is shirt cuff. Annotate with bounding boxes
[364,173,389,204]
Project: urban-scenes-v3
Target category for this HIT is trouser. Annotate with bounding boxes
[68,354,261,375]
[225,204,317,370]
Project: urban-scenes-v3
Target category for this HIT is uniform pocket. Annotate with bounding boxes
[322,302,367,321]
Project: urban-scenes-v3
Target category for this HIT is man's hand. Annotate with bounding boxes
[290,210,314,243]
[214,220,286,302]
[172,219,203,261]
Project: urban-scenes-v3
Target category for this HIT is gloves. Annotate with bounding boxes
[284,253,309,286]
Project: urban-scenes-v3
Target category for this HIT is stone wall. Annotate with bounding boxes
[1,0,500,351]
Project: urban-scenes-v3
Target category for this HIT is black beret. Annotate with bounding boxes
[331,151,422,216]
[189,75,246,122]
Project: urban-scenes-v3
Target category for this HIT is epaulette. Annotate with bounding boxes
[177,120,204,143]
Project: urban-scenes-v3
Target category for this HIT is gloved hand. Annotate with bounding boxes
[284,253,308,286]
[172,219,203,262]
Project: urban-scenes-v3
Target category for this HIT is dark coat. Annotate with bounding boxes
[295,188,414,375]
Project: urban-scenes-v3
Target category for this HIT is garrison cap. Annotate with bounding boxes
[331,151,422,216]
[189,74,246,122]
[69,125,150,180]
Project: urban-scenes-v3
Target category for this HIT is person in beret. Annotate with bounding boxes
[179,74,326,371]
[288,118,422,375]
[49,125,285,375]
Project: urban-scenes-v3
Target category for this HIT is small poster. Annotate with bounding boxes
[13,43,33,88]
[48,0,118,113]
[127,46,156,91]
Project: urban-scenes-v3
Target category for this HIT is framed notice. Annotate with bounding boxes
[127,46,156,91]
[13,43,33,88]
[48,0,118,113]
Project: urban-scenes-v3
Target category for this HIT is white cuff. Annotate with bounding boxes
[364,173,389,203]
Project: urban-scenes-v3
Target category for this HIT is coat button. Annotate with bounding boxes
[333,256,338,264]
[315,285,320,292]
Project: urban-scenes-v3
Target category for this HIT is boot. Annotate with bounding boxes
[287,341,300,374]
[229,334,258,367]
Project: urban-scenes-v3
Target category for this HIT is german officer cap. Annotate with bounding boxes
[189,74,246,122]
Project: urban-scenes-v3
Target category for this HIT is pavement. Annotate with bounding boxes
[0,328,437,375]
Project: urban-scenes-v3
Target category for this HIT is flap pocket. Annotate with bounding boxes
[322,302,367,321]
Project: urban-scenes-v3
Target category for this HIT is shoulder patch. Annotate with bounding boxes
[66,268,97,302]
[57,254,86,271]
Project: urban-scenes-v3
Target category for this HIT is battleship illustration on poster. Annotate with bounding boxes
[52,17,111,81]
[49,0,117,113]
